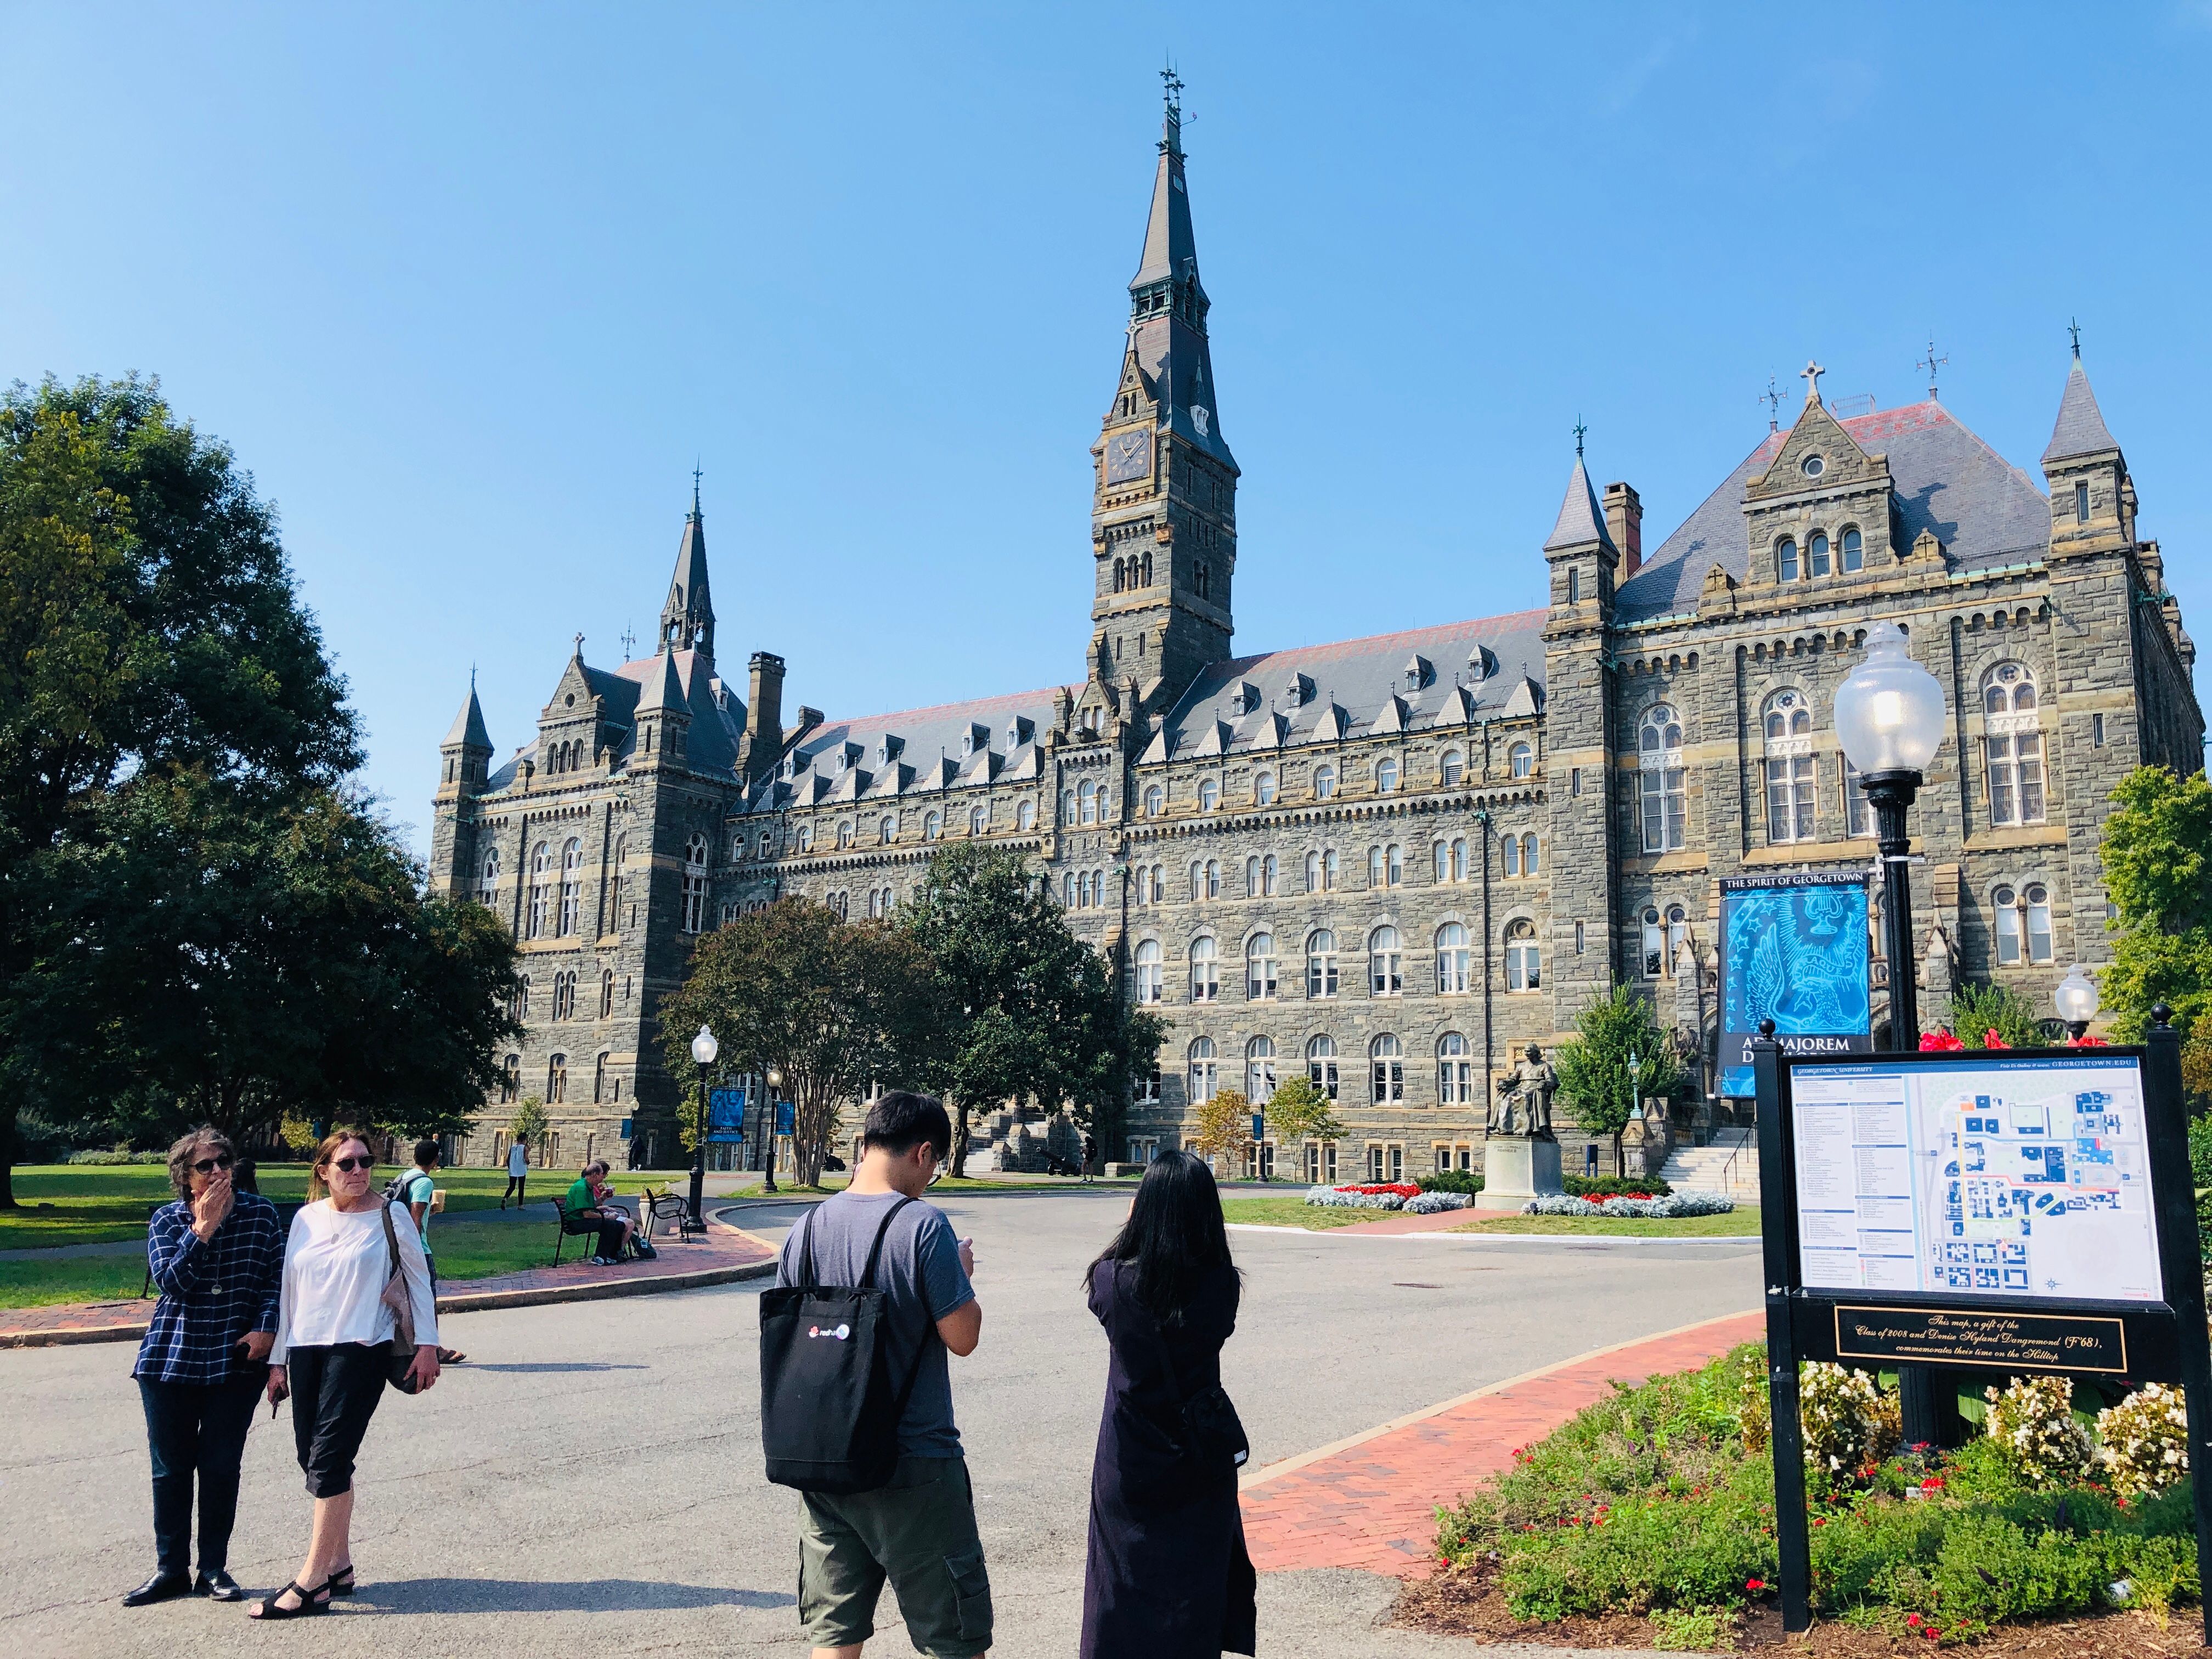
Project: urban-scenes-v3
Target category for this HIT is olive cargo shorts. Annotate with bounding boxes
[799,1454,992,1657]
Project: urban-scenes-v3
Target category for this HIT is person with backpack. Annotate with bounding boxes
[762,1091,989,1658]
[390,1141,465,1364]
[1079,1149,1255,1658]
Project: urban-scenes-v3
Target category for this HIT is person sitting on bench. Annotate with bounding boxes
[563,1160,645,1264]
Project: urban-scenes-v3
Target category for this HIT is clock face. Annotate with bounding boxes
[1104,429,1153,485]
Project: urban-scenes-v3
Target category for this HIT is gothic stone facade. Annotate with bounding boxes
[429,97,2202,1179]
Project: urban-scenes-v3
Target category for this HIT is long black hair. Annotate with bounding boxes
[1086,1149,1240,1324]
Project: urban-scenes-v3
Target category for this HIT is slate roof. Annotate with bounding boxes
[442,684,492,750]
[483,648,743,791]
[746,684,1073,815]
[2042,359,2119,462]
[1152,610,1550,761]
[1614,400,2054,625]
[1543,455,1615,553]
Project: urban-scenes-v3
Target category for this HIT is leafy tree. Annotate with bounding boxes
[898,843,1159,1177]
[1188,1087,1253,1170]
[1264,1074,1344,1157]
[0,376,358,1203]
[1943,982,2050,1049]
[510,1096,548,1155]
[659,898,935,1187]
[2101,766,2212,1042]
[1553,985,1685,1162]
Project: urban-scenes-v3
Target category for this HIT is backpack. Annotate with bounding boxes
[759,1196,936,1495]
[385,1169,428,1207]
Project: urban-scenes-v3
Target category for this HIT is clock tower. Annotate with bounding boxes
[1083,73,1239,730]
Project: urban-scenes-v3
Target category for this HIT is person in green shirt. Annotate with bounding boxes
[562,1160,647,1264]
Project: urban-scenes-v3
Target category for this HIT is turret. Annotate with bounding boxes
[437,676,494,802]
[634,646,690,770]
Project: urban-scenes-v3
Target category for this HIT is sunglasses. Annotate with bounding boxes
[326,1155,373,1173]
[190,1154,234,1174]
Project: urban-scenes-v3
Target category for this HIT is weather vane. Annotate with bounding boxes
[1759,375,1782,431]
[1917,337,1949,402]
[620,624,637,658]
[1572,415,1586,458]
[2068,317,2083,359]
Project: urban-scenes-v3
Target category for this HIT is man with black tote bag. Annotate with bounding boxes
[761,1092,990,1658]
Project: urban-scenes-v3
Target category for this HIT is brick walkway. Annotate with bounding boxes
[1238,1308,1764,1579]
[0,1218,776,1348]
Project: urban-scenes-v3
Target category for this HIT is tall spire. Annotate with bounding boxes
[658,482,715,660]
[2043,352,2118,464]
[442,680,492,751]
[1543,452,1615,554]
[1121,73,1233,469]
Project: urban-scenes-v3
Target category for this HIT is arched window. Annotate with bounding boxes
[1063,873,1075,907]
[1505,919,1541,991]
[1983,663,2045,826]
[1188,1037,1217,1103]
[879,816,896,844]
[1246,933,1278,1000]
[1451,838,1469,881]
[500,1054,520,1103]
[600,968,615,1018]
[1440,749,1465,787]
[1062,789,1076,827]
[1521,833,1539,876]
[1436,922,1470,994]
[1808,530,1832,578]
[969,805,988,837]
[1189,936,1218,1002]
[1841,526,1863,572]
[1369,926,1403,996]
[548,1053,568,1104]
[1370,1035,1404,1104]
[1642,907,1665,978]
[1639,702,1686,853]
[1307,929,1339,998]
[1993,883,2055,965]
[1313,765,1336,800]
[2025,883,2053,962]
[1509,743,1534,778]
[478,846,500,909]
[1135,939,1163,1003]
[1079,780,1098,825]
[1007,799,1029,832]
[1305,848,1338,892]
[1366,844,1402,888]
[1246,1036,1276,1102]
[1375,757,1400,794]
[527,841,551,939]
[682,833,709,933]
[1307,1034,1339,1100]
[1502,832,1521,878]
[1437,1032,1472,1105]
[1143,785,1165,818]
[1203,859,1221,899]
[594,1053,609,1104]
[557,838,583,934]
[1255,771,1277,807]
[1778,536,1799,582]
[1199,778,1220,812]
[1762,689,1816,843]
[836,820,854,850]
[923,811,941,841]
[795,822,812,853]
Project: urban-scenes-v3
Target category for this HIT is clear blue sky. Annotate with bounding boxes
[7,3,2209,855]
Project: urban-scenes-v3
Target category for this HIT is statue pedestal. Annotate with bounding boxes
[1482,1135,1562,1209]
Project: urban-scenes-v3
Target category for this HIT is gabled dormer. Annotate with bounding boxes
[535,639,606,777]
[1742,363,1899,589]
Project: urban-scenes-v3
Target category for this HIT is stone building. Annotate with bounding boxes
[429,87,2200,1178]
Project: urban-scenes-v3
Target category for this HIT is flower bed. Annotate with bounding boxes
[1430,1342,2200,1647]
[1521,1190,1733,1219]
[1561,1173,1672,1198]
[1305,1183,1419,1210]
[1406,1190,1475,1214]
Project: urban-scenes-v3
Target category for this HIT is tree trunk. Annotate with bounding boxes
[950,1099,970,1180]
[0,1096,17,1208]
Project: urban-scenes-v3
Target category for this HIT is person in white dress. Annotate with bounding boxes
[246,1131,439,1620]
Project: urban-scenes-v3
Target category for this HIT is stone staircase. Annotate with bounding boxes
[1657,1124,1760,1198]
[973,1105,1084,1173]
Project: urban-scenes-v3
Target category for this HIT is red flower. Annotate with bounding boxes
[1919,1030,1964,1051]
[1812,1516,1826,1527]
[1906,1614,1923,1627]
[1920,1476,1944,1491]
[1745,1578,1767,1593]
[2067,1034,2111,1047]
[1984,1030,2010,1049]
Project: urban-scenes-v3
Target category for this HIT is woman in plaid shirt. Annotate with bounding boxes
[125,1127,285,1607]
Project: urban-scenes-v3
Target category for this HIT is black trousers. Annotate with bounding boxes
[139,1372,262,1577]
[502,1174,527,1204]
[285,1343,387,1499]
[565,1216,628,1259]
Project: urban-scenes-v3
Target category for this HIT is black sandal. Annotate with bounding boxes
[246,1579,330,1619]
[327,1566,356,1598]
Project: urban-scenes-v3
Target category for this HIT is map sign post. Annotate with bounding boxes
[1753,1011,2212,1637]
[1719,874,1871,1099]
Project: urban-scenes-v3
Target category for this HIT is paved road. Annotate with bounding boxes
[2,1190,1754,1657]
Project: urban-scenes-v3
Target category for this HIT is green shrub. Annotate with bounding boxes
[1945,981,2051,1049]
[1564,1173,1673,1198]
[1417,1169,1485,1194]
[65,1147,165,1165]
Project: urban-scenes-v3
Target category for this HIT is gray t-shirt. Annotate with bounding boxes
[775,1190,975,1457]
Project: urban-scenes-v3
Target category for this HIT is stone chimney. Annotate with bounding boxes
[741,652,785,780]
[1603,482,1643,579]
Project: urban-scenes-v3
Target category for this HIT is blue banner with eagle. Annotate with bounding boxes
[1718,872,1872,1097]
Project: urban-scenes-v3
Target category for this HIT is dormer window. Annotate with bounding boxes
[1802,454,1825,478]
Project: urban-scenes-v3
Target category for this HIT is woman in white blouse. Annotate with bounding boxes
[247,1131,439,1620]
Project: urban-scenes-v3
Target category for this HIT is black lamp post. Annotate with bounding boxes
[688,1024,717,1230]
[1836,619,1951,1447]
[762,1065,782,1194]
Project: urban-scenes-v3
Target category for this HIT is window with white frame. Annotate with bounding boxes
[1306,929,1339,998]
[1505,918,1540,990]
[1367,844,1402,888]
[1502,830,1521,878]
[1509,742,1534,778]
[1255,771,1277,807]
[478,847,500,910]
[1983,663,2045,825]
[1246,933,1278,1000]
[1520,833,1539,876]
[797,822,812,853]
[837,820,855,849]
[1843,759,1872,837]
[1190,936,1218,1001]
[1370,1035,1404,1103]
[1437,1032,1472,1104]
[528,840,550,938]
[1307,1034,1339,1099]
[1436,922,1470,993]
[1246,1036,1276,1102]
[1313,765,1336,800]
[1841,526,1863,572]
[1135,939,1163,1003]
[681,834,709,933]
[1017,799,1036,831]
[969,805,987,837]
[923,811,941,841]
[1778,535,1799,582]
[1135,1064,1160,1104]
[1199,777,1220,812]
[1992,883,2055,965]
[1062,788,1076,826]
[1143,785,1164,818]
[1305,848,1338,891]
[1188,1037,1217,1103]
[1079,780,1098,825]
[1375,757,1400,794]
[1440,749,1465,786]
[1639,703,1685,853]
[1667,905,1689,972]
[1762,689,1816,843]
[1369,926,1403,996]
[1641,907,1666,977]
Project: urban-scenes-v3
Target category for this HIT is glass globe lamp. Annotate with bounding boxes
[690,1025,719,1066]
[1833,620,1947,778]
[2053,966,2099,1037]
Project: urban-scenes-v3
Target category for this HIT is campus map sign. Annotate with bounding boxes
[1788,1054,2161,1303]
[1718,873,1872,1096]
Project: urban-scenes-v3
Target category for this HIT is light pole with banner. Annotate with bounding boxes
[688,1024,717,1229]
[1833,618,1950,1444]
[762,1065,783,1194]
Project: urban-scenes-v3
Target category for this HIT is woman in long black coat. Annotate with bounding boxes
[1081,1150,1257,1658]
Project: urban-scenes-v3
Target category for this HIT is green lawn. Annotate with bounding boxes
[0,1163,691,1252]
[1219,1197,1376,1231]
[1447,1206,1760,1238]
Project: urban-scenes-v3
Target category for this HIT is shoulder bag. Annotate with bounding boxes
[377,1202,425,1395]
